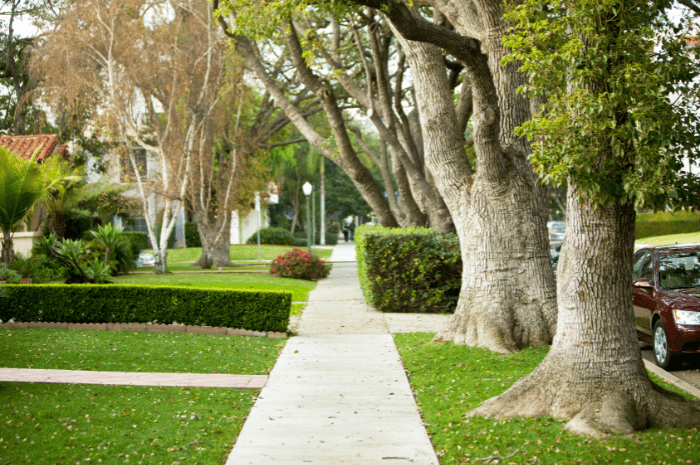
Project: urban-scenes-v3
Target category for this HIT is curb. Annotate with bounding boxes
[643,359,700,399]
[0,321,287,339]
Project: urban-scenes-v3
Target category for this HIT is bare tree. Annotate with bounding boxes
[32,0,234,273]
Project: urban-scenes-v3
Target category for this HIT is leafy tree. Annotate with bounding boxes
[0,145,45,264]
[467,0,700,436]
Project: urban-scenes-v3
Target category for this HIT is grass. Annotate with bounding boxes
[136,264,269,272]
[0,329,285,463]
[0,382,254,464]
[146,245,333,263]
[394,333,700,465]
[0,329,285,375]
[114,272,317,303]
[636,231,700,247]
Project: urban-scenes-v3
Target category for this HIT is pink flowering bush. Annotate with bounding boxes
[270,248,332,281]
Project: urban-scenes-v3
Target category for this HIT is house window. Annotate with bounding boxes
[120,149,148,183]
[124,216,148,233]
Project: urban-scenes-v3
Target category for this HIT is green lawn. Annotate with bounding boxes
[114,272,317,303]
[0,383,253,464]
[147,245,333,263]
[0,329,285,374]
[636,231,700,247]
[0,329,285,464]
[395,333,699,465]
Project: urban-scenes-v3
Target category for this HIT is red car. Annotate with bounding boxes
[633,245,700,369]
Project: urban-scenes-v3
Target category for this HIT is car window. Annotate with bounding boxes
[640,255,654,285]
[551,223,566,234]
[632,251,648,279]
[658,252,700,290]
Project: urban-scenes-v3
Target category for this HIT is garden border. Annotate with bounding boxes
[0,321,287,338]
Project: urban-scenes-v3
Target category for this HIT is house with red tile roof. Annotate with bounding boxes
[0,134,70,163]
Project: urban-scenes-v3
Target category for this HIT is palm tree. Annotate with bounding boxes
[0,146,47,265]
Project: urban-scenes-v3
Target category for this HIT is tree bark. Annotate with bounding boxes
[1,230,14,265]
[468,185,700,436]
[192,211,235,268]
[389,15,556,353]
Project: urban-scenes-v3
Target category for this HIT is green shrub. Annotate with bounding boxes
[355,225,461,313]
[122,232,148,257]
[270,248,331,281]
[636,210,700,240]
[247,227,296,246]
[0,285,291,332]
[64,209,94,240]
[0,263,21,284]
[185,222,201,247]
[324,230,338,246]
[87,238,136,274]
[8,254,60,283]
[293,237,308,247]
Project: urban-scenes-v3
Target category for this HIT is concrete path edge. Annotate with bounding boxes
[643,359,700,399]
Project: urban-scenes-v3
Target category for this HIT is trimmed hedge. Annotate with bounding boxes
[636,210,700,240]
[355,225,462,314]
[0,285,291,332]
[247,227,296,246]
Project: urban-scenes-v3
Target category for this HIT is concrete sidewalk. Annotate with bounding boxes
[329,241,357,262]
[0,368,267,388]
[226,244,439,464]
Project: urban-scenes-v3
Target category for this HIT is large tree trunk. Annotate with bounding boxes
[1,230,15,265]
[193,213,235,268]
[469,185,700,436]
[394,28,556,353]
[48,212,67,240]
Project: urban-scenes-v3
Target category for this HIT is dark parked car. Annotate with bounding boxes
[632,245,700,369]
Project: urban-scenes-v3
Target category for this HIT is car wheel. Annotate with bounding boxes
[653,320,677,370]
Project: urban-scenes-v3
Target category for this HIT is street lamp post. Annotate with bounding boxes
[303,182,312,253]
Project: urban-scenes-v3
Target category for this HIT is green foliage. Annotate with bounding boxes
[53,208,93,240]
[246,227,296,246]
[324,230,338,246]
[504,0,700,209]
[87,237,136,274]
[122,231,147,257]
[636,210,700,239]
[8,253,60,283]
[90,223,123,265]
[0,285,292,332]
[51,238,113,284]
[270,248,331,281]
[185,221,201,247]
[0,263,21,283]
[0,146,47,264]
[355,225,461,313]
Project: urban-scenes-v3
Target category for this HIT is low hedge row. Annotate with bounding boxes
[0,285,291,332]
[355,225,461,314]
[635,210,700,239]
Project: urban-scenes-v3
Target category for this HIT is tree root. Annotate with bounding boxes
[467,366,700,438]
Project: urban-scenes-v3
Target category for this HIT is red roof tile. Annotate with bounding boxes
[0,134,70,162]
